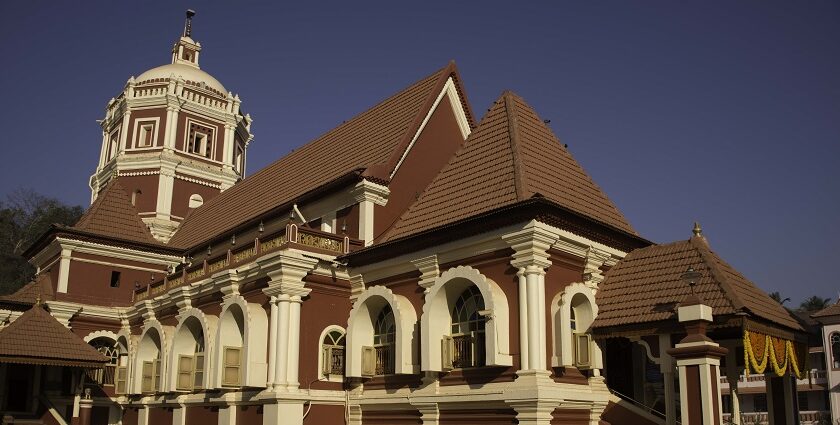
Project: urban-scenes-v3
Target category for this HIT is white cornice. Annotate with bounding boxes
[56,237,182,266]
[350,180,389,206]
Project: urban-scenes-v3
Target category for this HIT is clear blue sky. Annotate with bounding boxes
[1,2,837,306]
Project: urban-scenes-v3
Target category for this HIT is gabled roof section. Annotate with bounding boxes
[168,62,473,249]
[385,91,636,241]
[0,304,108,367]
[812,301,840,319]
[0,273,54,305]
[74,178,159,245]
[592,235,803,332]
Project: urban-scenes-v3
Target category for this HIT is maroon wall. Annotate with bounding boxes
[440,409,518,425]
[374,96,466,241]
[236,405,263,425]
[301,274,351,391]
[186,405,218,425]
[303,404,345,425]
[363,410,422,425]
[59,252,166,306]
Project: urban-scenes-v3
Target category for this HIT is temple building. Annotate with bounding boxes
[0,11,815,425]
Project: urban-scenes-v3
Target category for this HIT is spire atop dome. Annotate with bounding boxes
[171,10,202,68]
[184,9,195,37]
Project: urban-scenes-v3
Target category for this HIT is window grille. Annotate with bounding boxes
[372,306,395,375]
[321,330,346,376]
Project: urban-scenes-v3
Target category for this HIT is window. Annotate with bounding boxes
[188,194,204,209]
[372,306,395,375]
[235,145,244,172]
[141,356,161,393]
[321,330,346,377]
[831,333,840,369]
[569,293,594,369]
[89,338,120,385]
[222,346,242,387]
[176,336,205,391]
[137,123,154,148]
[107,130,120,161]
[187,122,215,159]
[447,286,486,369]
[110,271,121,288]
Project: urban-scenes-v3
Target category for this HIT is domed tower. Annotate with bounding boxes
[90,10,253,242]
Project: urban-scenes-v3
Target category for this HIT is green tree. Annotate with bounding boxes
[769,291,790,305]
[0,189,83,294]
[798,295,832,313]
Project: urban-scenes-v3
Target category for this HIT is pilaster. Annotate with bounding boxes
[350,179,389,246]
[57,248,72,293]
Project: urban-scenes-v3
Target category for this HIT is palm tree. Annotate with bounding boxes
[769,291,790,305]
[798,295,832,313]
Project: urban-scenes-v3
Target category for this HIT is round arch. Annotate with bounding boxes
[133,322,166,394]
[211,296,268,388]
[317,325,346,382]
[550,283,598,368]
[346,286,418,377]
[83,330,119,343]
[168,308,217,391]
[421,265,512,371]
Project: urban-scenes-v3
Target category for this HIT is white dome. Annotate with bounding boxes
[136,63,226,93]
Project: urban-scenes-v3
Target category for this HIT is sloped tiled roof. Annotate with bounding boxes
[0,273,54,305]
[168,63,472,249]
[592,235,802,332]
[74,178,159,245]
[0,305,108,367]
[385,91,636,241]
[812,301,840,319]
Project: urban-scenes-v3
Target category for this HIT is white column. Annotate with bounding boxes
[517,268,529,370]
[358,199,374,245]
[286,295,303,390]
[223,123,235,167]
[525,265,543,370]
[163,107,177,151]
[97,130,108,170]
[267,296,278,389]
[137,406,150,425]
[119,110,132,153]
[219,406,237,425]
[156,168,175,221]
[537,272,547,366]
[172,406,187,425]
[274,295,291,389]
[57,248,72,293]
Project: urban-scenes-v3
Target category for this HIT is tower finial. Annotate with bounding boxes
[184,9,196,37]
[692,222,702,237]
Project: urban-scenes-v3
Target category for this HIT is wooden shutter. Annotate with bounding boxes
[321,346,333,376]
[153,359,162,391]
[574,333,592,369]
[193,353,205,389]
[177,355,193,391]
[441,335,454,371]
[222,346,241,387]
[361,346,375,377]
[115,366,128,394]
[141,361,154,393]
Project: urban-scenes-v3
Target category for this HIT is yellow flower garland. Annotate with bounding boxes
[743,330,806,379]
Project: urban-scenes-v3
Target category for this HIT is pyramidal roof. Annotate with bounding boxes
[385,91,636,241]
[0,304,108,367]
[74,178,159,245]
[592,234,802,332]
[0,273,54,305]
[168,62,474,249]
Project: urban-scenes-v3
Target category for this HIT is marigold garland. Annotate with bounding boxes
[743,330,806,379]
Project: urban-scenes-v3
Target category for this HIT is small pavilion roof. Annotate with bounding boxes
[812,301,840,319]
[0,304,108,368]
[74,178,160,245]
[593,231,803,336]
[0,273,54,305]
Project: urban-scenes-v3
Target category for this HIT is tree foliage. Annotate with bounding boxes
[0,189,83,295]
[798,295,832,313]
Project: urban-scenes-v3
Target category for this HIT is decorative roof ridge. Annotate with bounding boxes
[502,91,528,201]
[689,235,746,312]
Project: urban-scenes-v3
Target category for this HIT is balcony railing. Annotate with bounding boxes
[723,411,830,425]
[374,345,394,376]
[720,369,827,388]
[86,365,116,386]
[134,224,363,303]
